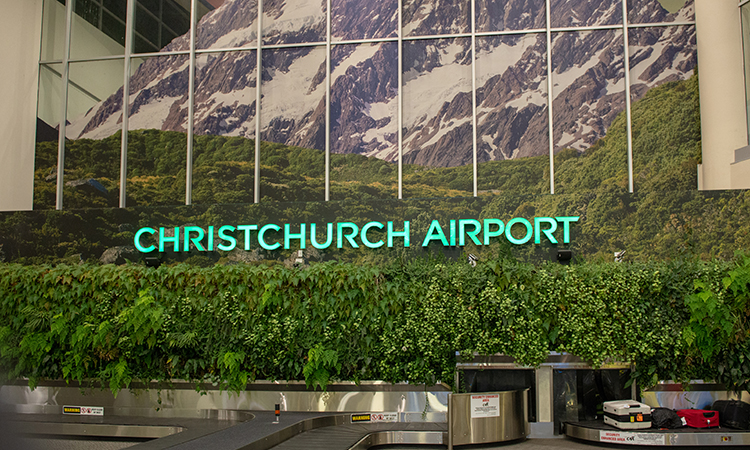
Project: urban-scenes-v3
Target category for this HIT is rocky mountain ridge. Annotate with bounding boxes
[67,0,695,168]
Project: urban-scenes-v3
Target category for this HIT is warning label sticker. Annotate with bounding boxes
[351,412,398,423]
[470,394,500,418]
[63,405,104,416]
[600,430,665,445]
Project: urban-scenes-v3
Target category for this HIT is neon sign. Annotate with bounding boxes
[133,216,579,253]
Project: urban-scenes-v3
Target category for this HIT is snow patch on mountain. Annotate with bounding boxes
[403,62,471,127]
[129,96,184,131]
[261,50,325,127]
[263,0,325,38]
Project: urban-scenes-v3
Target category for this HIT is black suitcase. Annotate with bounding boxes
[712,400,750,429]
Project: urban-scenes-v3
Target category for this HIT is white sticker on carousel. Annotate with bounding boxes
[470,394,500,418]
[600,430,665,445]
[370,412,398,423]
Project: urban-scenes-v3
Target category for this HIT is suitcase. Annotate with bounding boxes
[603,400,652,430]
[651,407,684,429]
[676,409,719,428]
[712,400,750,429]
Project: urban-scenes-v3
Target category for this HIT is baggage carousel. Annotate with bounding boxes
[565,420,750,446]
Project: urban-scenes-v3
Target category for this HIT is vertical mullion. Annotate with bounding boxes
[185,0,197,205]
[471,0,477,197]
[255,0,263,203]
[120,0,136,208]
[56,0,74,210]
[158,0,164,51]
[545,0,555,194]
[397,0,403,199]
[623,0,634,193]
[325,0,331,201]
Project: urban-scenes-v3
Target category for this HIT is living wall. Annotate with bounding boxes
[1,253,749,394]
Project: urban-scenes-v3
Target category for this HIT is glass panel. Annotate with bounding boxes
[403,0,470,37]
[193,51,257,205]
[197,0,257,50]
[628,25,696,102]
[628,0,694,25]
[70,0,127,59]
[262,0,326,46]
[63,60,125,209]
[41,0,67,61]
[629,25,697,191]
[133,0,192,53]
[34,64,64,210]
[402,38,473,198]
[330,43,398,200]
[550,0,621,28]
[260,47,326,202]
[125,55,190,206]
[551,30,626,193]
[476,0,545,33]
[332,0,397,41]
[476,34,549,196]
[743,4,750,143]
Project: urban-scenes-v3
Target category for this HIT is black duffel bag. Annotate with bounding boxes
[712,400,750,429]
[651,407,683,429]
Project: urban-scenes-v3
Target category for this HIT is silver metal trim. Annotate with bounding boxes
[551,24,632,33]
[262,41,327,49]
[195,46,259,54]
[402,33,472,40]
[471,0,478,197]
[622,0,634,193]
[1,385,450,415]
[331,37,400,45]
[456,362,632,369]
[56,0,74,211]
[61,54,129,63]
[325,0,331,202]
[350,430,445,449]
[626,21,697,28]
[254,0,262,204]
[120,0,136,208]
[397,0,403,200]
[186,0,198,205]
[475,29,547,36]
[546,0,555,194]
[566,422,750,446]
[117,50,191,58]
[12,421,185,439]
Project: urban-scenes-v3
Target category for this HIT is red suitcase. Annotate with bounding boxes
[676,409,719,428]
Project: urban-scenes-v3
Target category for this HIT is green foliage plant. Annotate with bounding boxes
[2,254,750,396]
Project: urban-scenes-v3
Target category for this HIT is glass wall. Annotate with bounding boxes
[35,0,698,210]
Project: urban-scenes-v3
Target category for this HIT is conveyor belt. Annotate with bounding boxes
[565,420,750,446]
[270,422,446,450]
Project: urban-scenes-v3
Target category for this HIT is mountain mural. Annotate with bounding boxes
[65,0,695,167]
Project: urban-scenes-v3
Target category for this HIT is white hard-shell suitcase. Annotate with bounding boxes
[603,400,652,430]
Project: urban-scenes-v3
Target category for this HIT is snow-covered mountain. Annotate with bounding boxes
[67,0,696,167]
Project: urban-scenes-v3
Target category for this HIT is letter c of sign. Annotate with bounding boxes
[134,227,157,253]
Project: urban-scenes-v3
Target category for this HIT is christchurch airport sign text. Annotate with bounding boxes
[133,217,580,253]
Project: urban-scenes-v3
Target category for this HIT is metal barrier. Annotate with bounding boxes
[447,389,529,449]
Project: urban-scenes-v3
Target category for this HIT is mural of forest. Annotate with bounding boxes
[10,74,750,266]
